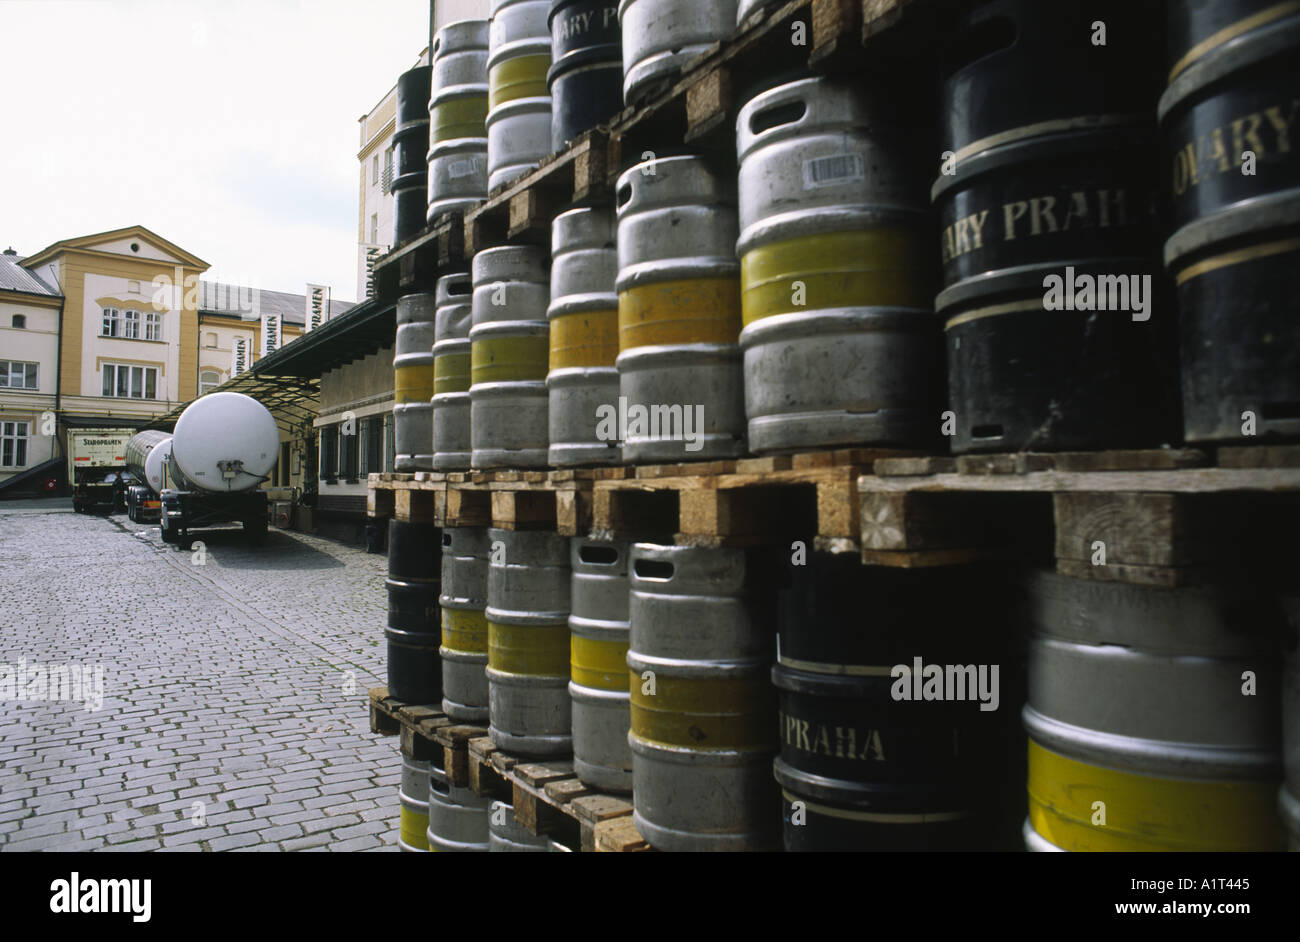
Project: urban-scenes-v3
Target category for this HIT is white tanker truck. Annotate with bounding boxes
[123,429,172,522]
[154,392,280,548]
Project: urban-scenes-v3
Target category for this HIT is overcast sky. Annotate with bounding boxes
[1,0,431,303]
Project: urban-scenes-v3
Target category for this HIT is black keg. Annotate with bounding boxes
[386,518,443,703]
[1159,1,1300,442]
[393,65,433,246]
[548,0,623,152]
[773,552,1017,851]
[934,0,1177,453]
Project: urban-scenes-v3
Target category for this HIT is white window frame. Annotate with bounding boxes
[370,213,379,244]
[102,307,120,337]
[0,360,38,390]
[101,363,158,400]
[372,153,379,184]
[145,310,163,341]
[122,308,142,339]
[199,370,221,395]
[1,421,29,467]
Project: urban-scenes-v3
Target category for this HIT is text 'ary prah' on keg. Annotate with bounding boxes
[628,543,779,851]
[1159,1,1300,443]
[441,526,492,723]
[394,64,433,245]
[470,244,551,470]
[736,74,940,454]
[549,0,623,153]
[933,0,1178,454]
[548,206,622,466]
[619,0,738,107]
[394,292,437,472]
[569,538,633,793]
[615,154,746,462]
[488,0,554,191]
[1022,570,1285,852]
[428,19,490,223]
[428,762,493,852]
[774,551,1020,851]
[399,752,433,852]
[433,272,475,471]
[486,529,573,757]
[385,518,443,705]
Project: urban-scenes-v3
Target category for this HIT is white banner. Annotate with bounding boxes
[231,337,248,377]
[306,284,327,332]
[261,313,281,357]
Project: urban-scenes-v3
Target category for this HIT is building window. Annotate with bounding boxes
[340,422,359,483]
[199,370,221,395]
[1,421,28,467]
[11,314,25,329]
[0,361,38,390]
[372,153,379,184]
[320,425,338,483]
[383,147,393,193]
[102,307,120,337]
[279,441,291,487]
[364,418,382,477]
[204,332,218,348]
[145,311,162,341]
[383,413,395,473]
[122,308,141,339]
[101,363,157,399]
[370,213,379,244]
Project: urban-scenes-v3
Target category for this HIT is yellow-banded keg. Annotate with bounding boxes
[487,0,553,190]
[440,527,492,722]
[398,753,432,852]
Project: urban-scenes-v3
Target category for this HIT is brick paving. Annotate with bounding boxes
[0,499,403,851]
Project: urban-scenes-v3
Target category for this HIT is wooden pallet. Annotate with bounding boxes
[368,687,649,852]
[369,212,466,304]
[464,131,611,257]
[855,445,1300,583]
[590,448,920,551]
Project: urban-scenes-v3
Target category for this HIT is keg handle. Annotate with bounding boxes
[442,532,452,547]
[579,544,622,567]
[633,558,675,582]
[741,94,810,155]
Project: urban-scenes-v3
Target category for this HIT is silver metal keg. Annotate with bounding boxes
[627,543,778,851]
[488,799,553,851]
[569,538,633,792]
[736,0,780,29]
[472,245,550,327]
[394,293,438,472]
[428,131,489,221]
[428,20,490,222]
[486,96,554,190]
[735,76,934,452]
[1023,570,1284,852]
[398,753,432,852]
[618,0,739,105]
[486,528,572,756]
[433,338,473,471]
[548,207,621,466]
[426,764,491,852]
[440,527,492,722]
[436,272,474,341]
[615,155,745,461]
[433,19,490,89]
[488,0,553,190]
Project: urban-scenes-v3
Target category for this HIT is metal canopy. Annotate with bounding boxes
[143,373,321,437]
[250,297,395,378]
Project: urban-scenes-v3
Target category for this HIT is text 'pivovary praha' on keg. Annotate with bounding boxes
[890,658,1000,712]
[594,398,707,453]
[49,873,151,923]
[0,657,104,712]
[1041,266,1153,322]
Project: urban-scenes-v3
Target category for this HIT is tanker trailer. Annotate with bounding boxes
[123,430,171,523]
[158,392,279,547]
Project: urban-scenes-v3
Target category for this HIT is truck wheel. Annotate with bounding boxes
[73,501,84,514]
[177,532,193,551]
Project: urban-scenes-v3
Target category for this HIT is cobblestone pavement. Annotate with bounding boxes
[0,499,404,852]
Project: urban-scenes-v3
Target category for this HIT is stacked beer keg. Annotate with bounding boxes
[393,292,437,472]
[619,0,738,105]
[569,538,633,791]
[427,20,491,223]
[427,763,493,852]
[393,65,433,245]
[549,0,623,151]
[432,273,475,471]
[470,246,552,469]
[736,76,938,453]
[488,0,554,190]
[440,527,492,723]
[1159,1,1300,442]
[486,529,573,756]
[547,208,621,466]
[627,544,778,850]
[384,519,442,705]
[397,752,433,852]
[1022,571,1284,851]
[615,155,747,460]
[933,0,1175,453]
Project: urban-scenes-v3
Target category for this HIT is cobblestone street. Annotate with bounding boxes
[0,500,401,852]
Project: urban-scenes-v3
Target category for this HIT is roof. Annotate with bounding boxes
[0,253,61,298]
[20,224,209,271]
[249,296,395,378]
[198,281,356,327]
[143,372,321,437]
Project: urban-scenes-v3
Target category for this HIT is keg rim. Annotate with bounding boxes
[1163,188,1300,269]
[615,342,742,369]
[427,138,489,161]
[547,293,620,319]
[1157,14,1300,123]
[615,258,741,293]
[739,306,935,347]
[772,757,975,813]
[736,207,929,258]
[934,255,1158,317]
[433,18,491,53]
[468,318,550,339]
[487,36,553,72]
[544,365,619,384]
[485,95,554,125]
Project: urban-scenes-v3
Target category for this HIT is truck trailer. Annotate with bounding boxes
[123,430,172,523]
[158,392,279,548]
[68,429,133,514]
